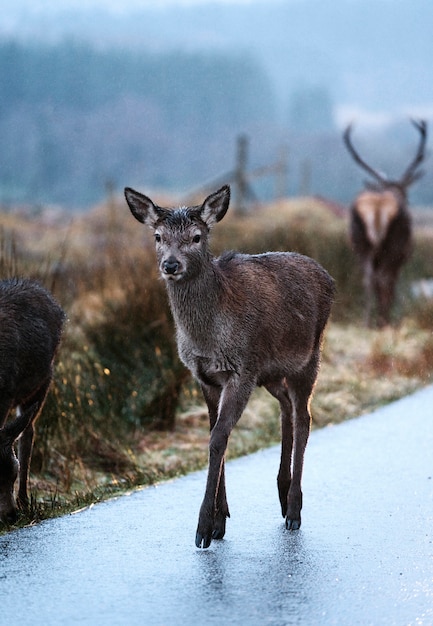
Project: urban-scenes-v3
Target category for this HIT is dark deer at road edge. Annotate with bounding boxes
[343,119,428,327]
[125,184,334,548]
[0,278,65,523]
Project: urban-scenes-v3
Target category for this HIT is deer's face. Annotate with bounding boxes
[125,185,230,283]
[153,211,210,282]
[0,445,19,524]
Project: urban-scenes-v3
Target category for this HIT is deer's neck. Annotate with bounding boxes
[165,261,221,338]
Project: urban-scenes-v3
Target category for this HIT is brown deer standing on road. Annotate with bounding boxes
[343,119,428,327]
[125,184,334,548]
[0,278,65,523]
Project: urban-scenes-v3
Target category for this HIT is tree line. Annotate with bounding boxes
[0,39,432,210]
[0,40,276,208]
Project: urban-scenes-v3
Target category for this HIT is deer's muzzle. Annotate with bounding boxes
[162,257,181,277]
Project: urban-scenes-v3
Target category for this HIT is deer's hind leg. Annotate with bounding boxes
[284,354,320,530]
[265,380,294,519]
[267,353,318,530]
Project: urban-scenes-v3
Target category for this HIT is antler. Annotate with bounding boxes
[343,124,389,186]
[399,119,428,187]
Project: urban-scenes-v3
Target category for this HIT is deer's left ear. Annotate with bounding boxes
[200,185,231,226]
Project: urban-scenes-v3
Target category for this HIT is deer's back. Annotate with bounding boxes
[218,250,333,333]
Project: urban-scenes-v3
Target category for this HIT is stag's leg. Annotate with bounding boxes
[196,375,255,549]
[374,268,397,327]
[362,258,374,327]
[265,380,294,518]
[201,383,230,541]
[16,381,50,510]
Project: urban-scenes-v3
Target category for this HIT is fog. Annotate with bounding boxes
[1,0,432,208]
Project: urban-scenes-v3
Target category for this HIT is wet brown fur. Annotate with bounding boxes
[125,184,334,548]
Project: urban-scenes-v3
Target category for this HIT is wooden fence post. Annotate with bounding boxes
[234,134,249,214]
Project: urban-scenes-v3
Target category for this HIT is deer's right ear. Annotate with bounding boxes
[200,185,231,226]
[124,187,160,226]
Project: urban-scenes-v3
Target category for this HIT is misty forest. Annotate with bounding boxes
[0,41,277,206]
[1,0,433,209]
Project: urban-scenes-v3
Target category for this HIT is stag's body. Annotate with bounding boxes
[344,120,427,326]
[350,188,412,326]
[125,185,334,548]
[0,278,65,523]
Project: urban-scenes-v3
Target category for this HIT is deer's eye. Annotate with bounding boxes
[154,233,161,243]
[192,234,201,244]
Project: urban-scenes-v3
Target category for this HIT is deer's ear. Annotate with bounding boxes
[200,185,230,226]
[124,187,161,226]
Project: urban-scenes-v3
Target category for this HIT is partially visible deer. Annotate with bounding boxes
[0,278,65,523]
[343,120,428,326]
[125,184,334,548]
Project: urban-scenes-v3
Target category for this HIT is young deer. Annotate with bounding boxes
[343,120,427,326]
[0,278,65,523]
[125,185,334,548]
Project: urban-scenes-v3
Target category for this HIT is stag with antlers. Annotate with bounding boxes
[343,119,427,327]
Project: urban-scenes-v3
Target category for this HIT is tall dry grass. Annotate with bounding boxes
[0,195,432,526]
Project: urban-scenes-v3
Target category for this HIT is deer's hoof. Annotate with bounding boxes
[195,531,212,549]
[212,527,225,540]
[286,517,301,531]
[212,511,228,540]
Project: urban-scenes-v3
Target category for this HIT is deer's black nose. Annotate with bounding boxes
[163,257,180,275]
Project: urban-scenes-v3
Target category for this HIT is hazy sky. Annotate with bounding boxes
[4,0,273,8]
[2,0,287,19]
[3,0,432,127]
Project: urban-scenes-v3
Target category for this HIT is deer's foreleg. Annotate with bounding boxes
[201,383,229,541]
[196,375,254,549]
[16,421,35,510]
[17,381,50,509]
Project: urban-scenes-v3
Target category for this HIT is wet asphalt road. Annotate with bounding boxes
[0,385,432,626]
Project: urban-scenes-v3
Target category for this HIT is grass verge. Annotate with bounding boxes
[4,317,431,533]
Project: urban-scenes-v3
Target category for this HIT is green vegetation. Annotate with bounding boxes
[0,195,432,530]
